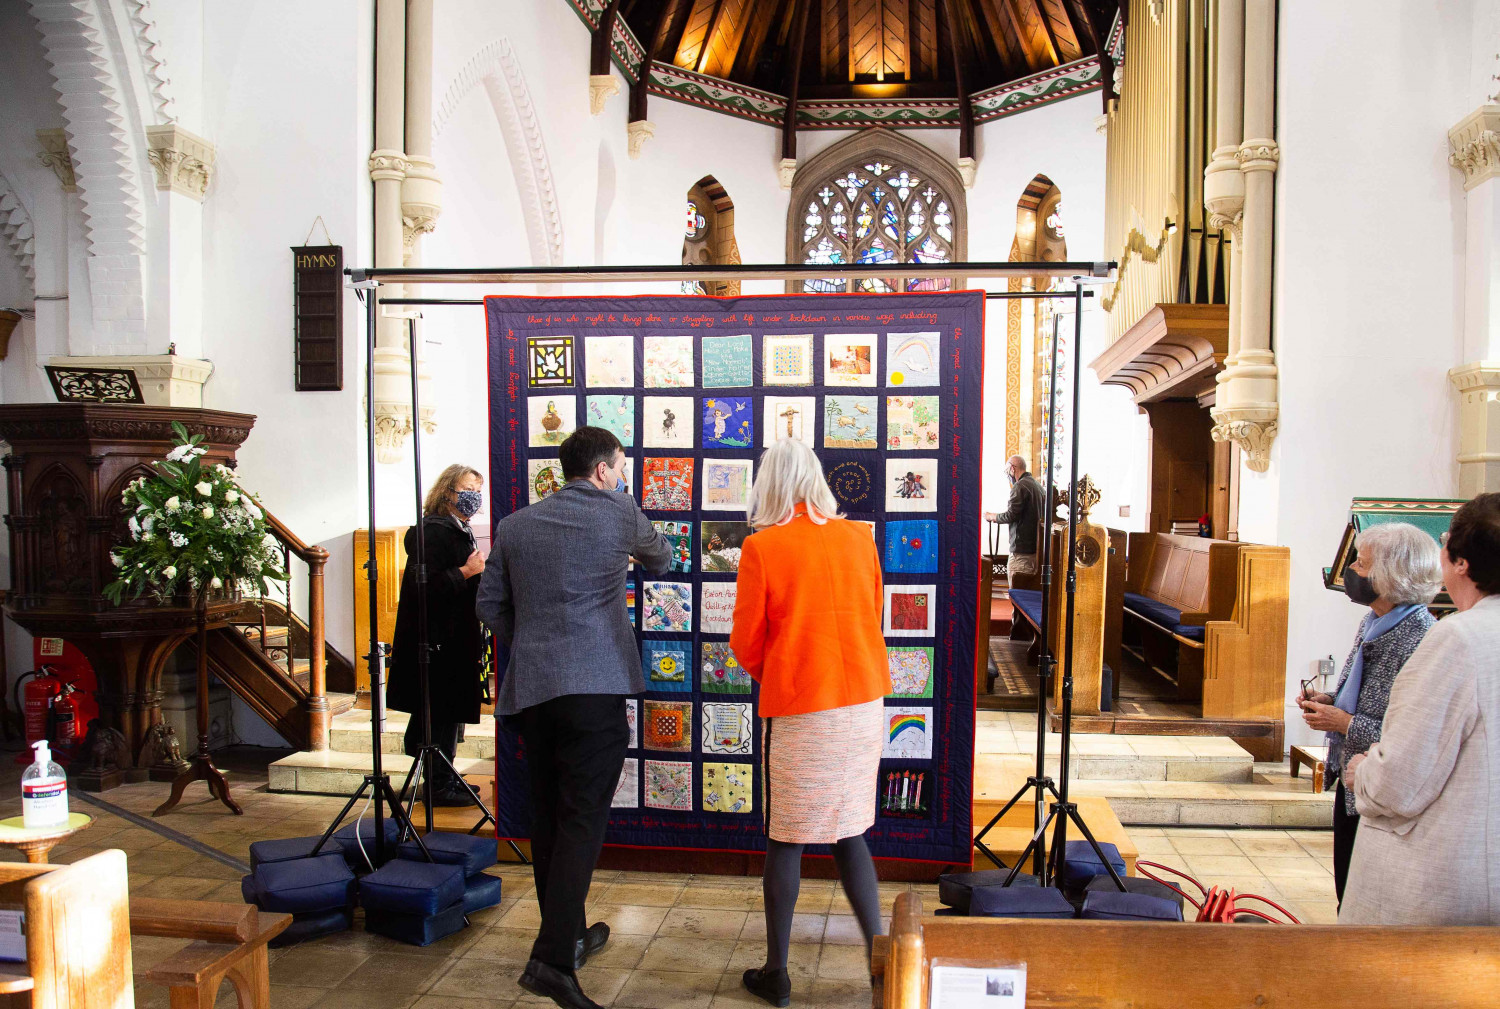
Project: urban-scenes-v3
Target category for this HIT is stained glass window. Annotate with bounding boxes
[1045,203,1064,239]
[686,201,707,239]
[795,150,959,293]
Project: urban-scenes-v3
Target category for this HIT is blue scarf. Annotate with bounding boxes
[1333,603,1424,715]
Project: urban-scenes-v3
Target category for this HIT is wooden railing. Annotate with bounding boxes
[260,510,329,749]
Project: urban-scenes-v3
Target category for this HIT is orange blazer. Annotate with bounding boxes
[730,509,891,717]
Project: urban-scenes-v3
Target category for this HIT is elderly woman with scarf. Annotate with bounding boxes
[1298,521,1441,906]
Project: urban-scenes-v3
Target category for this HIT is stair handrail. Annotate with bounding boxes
[259,507,329,749]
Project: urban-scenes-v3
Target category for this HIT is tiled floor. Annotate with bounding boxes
[0,753,1336,1008]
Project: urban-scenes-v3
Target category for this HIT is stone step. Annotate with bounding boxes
[329,709,497,760]
[268,748,491,796]
[974,754,1333,829]
[976,730,1255,783]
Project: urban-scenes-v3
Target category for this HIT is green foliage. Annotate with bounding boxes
[103,423,288,606]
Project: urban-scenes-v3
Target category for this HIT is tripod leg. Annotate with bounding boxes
[505,838,530,864]
[1065,805,1127,891]
[1003,805,1058,887]
[381,780,433,861]
[430,748,500,833]
[397,756,424,843]
[309,780,372,857]
[973,776,1048,869]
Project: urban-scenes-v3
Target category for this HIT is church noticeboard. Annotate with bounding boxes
[292,245,343,391]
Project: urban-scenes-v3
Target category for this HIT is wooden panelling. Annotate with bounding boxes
[352,527,408,704]
[674,0,719,68]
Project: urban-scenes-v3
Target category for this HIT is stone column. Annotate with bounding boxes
[1448,105,1500,496]
[1203,0,1244,353]
[402,0,439,439]
[370,0,411,463]
[1211,0,1279,472]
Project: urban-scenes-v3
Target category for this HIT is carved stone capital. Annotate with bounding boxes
[1236,138,1280,174]
[957,156,977,190]
[145,124,216,201]
[1204,150,1245,235]
[1211,415,1278,473]
[368,149,410,182]
[1449,105,1500,191]
[589,74,620,116]
[1450,360,1500,392]
[627,120,655,161]
[777,158,797,190]
[35,129,76,192]
[400,155,443,252]
[373,409,414,464]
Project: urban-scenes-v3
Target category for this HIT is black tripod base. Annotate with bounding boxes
[310,772,432,868]
[398,746,529,864]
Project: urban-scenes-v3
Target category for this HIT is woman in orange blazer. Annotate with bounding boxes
[731,437,891,1007]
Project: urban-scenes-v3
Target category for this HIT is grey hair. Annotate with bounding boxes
[1356,522,1443,605]
[746,438,842,529]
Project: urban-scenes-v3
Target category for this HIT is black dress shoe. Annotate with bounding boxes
[742,967,792,1007]
[573,921,610,968]
[429,785,478,807]
[518,959,603,1009]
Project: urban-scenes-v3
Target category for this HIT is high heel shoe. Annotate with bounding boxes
[742,967,792,1007]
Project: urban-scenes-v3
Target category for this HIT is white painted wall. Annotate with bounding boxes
[1254,0,1478,746]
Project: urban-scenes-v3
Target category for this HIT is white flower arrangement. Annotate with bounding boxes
[104,422,287,606]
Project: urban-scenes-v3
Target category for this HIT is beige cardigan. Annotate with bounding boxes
[1341,594,1500,925]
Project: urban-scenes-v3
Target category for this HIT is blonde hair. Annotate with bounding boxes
[746,439,842,529]
[423,463,482,516]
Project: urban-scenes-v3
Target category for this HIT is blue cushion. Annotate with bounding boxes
[938,870,1038,913]
[1009,589,1044,628]
[1081,890,1183,921]
[1085,874,1184,911]
[358,859,466,916]
[333,818,404,867]
[463,873,504,913]
[364,899,467,947]
[1124,592,1205,640]
[1061,840,1127,888]
[969,885,1075,919]
[269,907,354,948]
[396,832,498,877]
[249,835,342,869]
[247,853,356,914]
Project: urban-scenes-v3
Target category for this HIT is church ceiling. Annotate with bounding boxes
[568,0,1124,129]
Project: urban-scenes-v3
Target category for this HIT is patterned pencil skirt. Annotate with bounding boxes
[762,698,885,845]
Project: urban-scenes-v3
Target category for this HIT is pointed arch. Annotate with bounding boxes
[1005,173,1067,470]
[785,129,967,293]
[682,176,741,297]
[434,38,564,268]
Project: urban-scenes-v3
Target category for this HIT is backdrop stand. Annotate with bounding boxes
[345,260,1115,878]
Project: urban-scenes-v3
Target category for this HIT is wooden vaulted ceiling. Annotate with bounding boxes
[621,0,1111,99]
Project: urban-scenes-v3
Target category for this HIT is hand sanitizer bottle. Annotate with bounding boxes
[21,740,68,829]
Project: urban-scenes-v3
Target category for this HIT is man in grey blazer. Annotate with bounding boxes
[478,426,670,1009]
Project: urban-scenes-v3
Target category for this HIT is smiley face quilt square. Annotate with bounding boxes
[643,640,691,692]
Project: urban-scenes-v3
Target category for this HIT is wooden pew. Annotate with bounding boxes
[1118,532,1290,759]
[872,891,1500,1009]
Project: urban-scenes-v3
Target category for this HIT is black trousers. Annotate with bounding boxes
[1333,780,1359,906]
[519,693,629,968]
[403,717,462,790]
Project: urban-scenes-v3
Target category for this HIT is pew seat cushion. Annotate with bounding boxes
[1123,592,1204,641]
[358,859,466,917]
[1010,589,1043,629]
[463,873,504,914]
[1080,890,1183,922]
[364,899,467,947]
[395,832,498,877]
[243,853,356,914]
[969,885,1076,919]
[938,869,1039,913]
[1061,841,1127,888]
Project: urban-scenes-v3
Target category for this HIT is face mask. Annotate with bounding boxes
[454,489,483,519]
[1007,470,1018,486]
[1343,567,1379,606]
[614,476,629,494]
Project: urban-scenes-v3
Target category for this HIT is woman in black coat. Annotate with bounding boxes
[388,464,486,805]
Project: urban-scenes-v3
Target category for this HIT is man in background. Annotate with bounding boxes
[986,455,1046,583]
[478,425,671,1009]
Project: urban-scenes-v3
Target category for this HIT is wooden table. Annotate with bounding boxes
[0,813,92,864]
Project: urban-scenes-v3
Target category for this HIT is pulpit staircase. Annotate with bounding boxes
[195,511,355,751]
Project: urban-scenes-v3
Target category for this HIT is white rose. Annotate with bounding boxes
[165,445,191,463]
[202,506,214,519]
[195,481,212,496]
[136,503,149,514]
[110,553,123,568]
[210,576,223,589]
[162,565,177,579]
[262,533,277,547]
[224,490,239,504]
[165,496,180,512]
[128,516,140,537]
[244,502,263,521]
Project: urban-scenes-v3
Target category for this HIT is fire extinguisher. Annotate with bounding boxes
[13,667,78,755]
